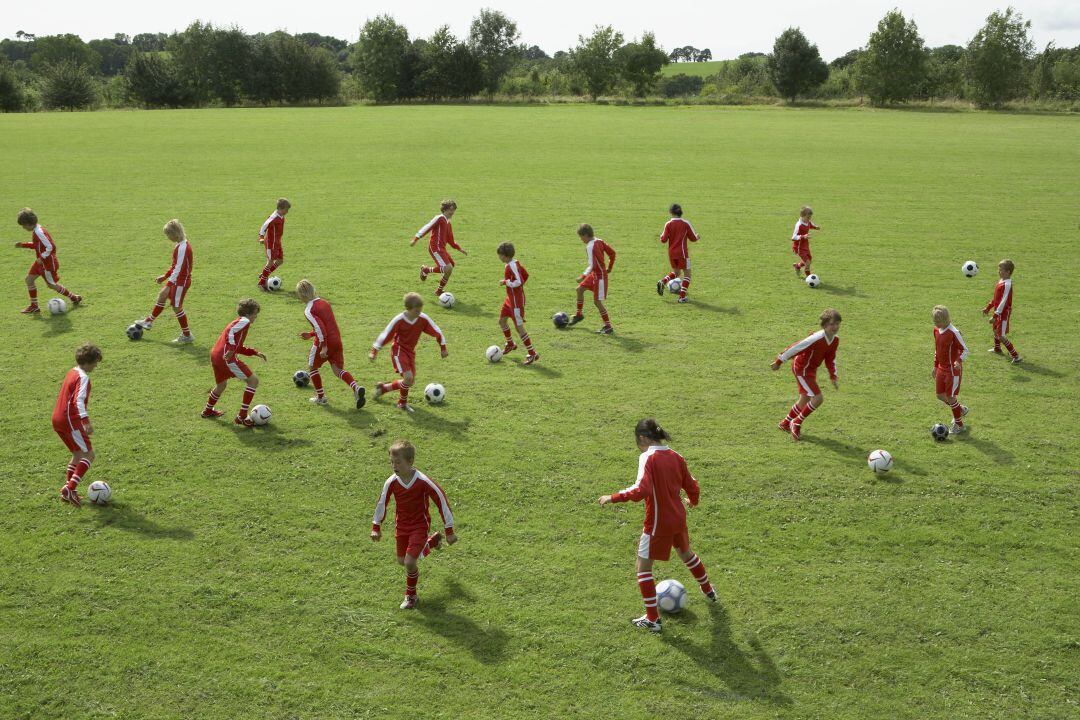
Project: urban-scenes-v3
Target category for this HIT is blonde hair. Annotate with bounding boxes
[276,198,292,211]
[800,206,813,218]
[404,292,424,310]
[820,308,842,326]
[296,279,315,302]
[389,439,415,463]
[440,199,457,213]
[163,219,186,242]
[932,305,950,325]
[999,259,1015,274]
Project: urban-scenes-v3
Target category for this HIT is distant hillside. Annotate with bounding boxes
[661,60,726,78]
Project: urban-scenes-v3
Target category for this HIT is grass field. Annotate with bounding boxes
[662,60,726,77]
[0,105,1077,720]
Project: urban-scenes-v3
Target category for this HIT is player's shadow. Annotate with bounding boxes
[1013,361,1065,379]
[606,333,650,354]
[90,502,194,540]
[324,403,377,429]
[662,603,791,704]
[818,284,864,298]
[39,313,74,337]
[690,301,741,315]
[144,337,211,365]
[443,301,492,318]
[413,579,510,665]
[231,422,315,451]
[802,434,866,463]
[407,405,471,437]
[957,435,1014,463]
[510,358,562,377]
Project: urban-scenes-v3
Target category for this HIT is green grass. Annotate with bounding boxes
[0,105,1077,719]
[662,60,726,77]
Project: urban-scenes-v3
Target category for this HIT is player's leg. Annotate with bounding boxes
[779,393,805,431]
[571,285,586,324]
[594,290,612,334]
[42,268,79,303]
[237,373,259,424]
[790,378,817,440]
[396,369,414,411]
[435,264,453,297]
[141,284,170,329]
[659,261,678,295]
[203,380,228,418]
[422,248,444,282]
[998,318,1020,362]
[331,361,365,409]
[633,540,661,629]
[257,247,273,288]
[22,273,40,313]
[801,249,813,277]
[499,314,516,353]
[401,554,420,609]
[676,543,716,601]
[517,318,538,363]
[171,284,193,342]
[679,262,691,302]
[309,349,326,404]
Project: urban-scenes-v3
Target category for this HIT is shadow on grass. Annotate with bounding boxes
[440,300,492,319]
[413,579,510,665]
[607,333,650,353]
[1012,360,1066,379]
[143,337,212,365]
[90,502,194,540]
[38,312,74,337]
[663,602,791,704]
[957,434,1014,463]
[689,301,741,315]
[801,434,866,463]
[508,357,563,377]
[324,401,377,429]
[404,404,471,438]
[817,284,864,298]
[230,422,315,451]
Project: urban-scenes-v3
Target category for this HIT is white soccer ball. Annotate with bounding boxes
[805,274,821,288]
[47,297,67,315]
[424,383,446,403]
[250,404,272,425]
[656,578,688,614]
[87,480,111,505]
[486,345,503,363]
[962,261,979,278]
[868,449,894,473]
[667,278,682,294]
[267,276,283,291]
[438,292,455,308]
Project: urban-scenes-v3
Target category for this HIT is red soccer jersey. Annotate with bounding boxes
[372,469,454,533]
[934,324,968,369]
[984,279,1014,319]
[212,316,259,362]
[303,298,342,350]
[416,214,461,255]
[163,240,193,287]
[583,238,616,280]
[259,212,285,252]
[660,218,700,260]
[791,218,819,240]
[19,225,59,270]
[373,312,447,356]
[611,446,700,536]
[503,259,528,308]
[52,367,90,431]
[779,330,839,379]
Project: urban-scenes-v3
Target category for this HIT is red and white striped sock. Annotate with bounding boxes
[405,569,419,596]
[637,571,660,622]
[575,299,584,316]
[683,553,713,595]
[993,337,1001,351]
[28,286,38,304]
[148,303,165,322]
[520,331,534,353]
[945,397,963,421]
[176,309,191,336]
[424,266,439,275]
[65,462,76,482]
[398,381,411,404]
[55,284,75,299]
[258,266,271,284]
[385,379,404,392]
[600,311,611,327]
[310,370,325,398]
[70,458,92,486]
[662,272,677,284]
[436,276,449,295]
[204,389,221,412]
[337,369,358,390]
[1001,338,1018,359]
[240,385,256,416]
[679,278,690,299]
[502,326,513,342]
[793,403,815,426]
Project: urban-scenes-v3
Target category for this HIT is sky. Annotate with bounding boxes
[3,1,1079,61]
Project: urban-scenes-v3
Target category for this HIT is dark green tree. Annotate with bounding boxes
[42,59,98,109]
[965,7,1034,107]
[31,34,100,71]
[352,15,410,101]
[615,32,669,97]
[125,51,188,107]
[856,10,928,104]
[766,27,828,101]
[467,8,521,95]
[571,25,624,99]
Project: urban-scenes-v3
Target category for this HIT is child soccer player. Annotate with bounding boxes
[496,242,539,365]
[256,198,290,290]
[203,299,267,426]
[770,309,841,441]
[932,305,970,434]
[136,219,194,343]
[371,439,457,610]
[370,293,448,413]
[791,205,820,279]
[411,200,467,299]
[656,203,700,303]
[53,343,102,506]
[983,259,1022,364]
[598,419,716,633]
[569,223,616,334]
[14,208,82,314]
[296,279,366,408]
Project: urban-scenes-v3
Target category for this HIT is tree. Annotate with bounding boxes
[572,25,624,99]
[209,26,253,106]
[766,27,828,101]
[659,73,704,97]
[468,8,521,95]
[42,59,97,109]
[695,48,713,62]
[830,49,863,69]
[352,15,410,101]
[88,36,134,76]
[856,10,928,105]
[31,34,100,72]
[523,45,548,61]
[615,32,669,97]
[125,51,188,107]
[416,26,457,99]
[0,60,27,111]
[169,21,216,106]
[132,33,167,52]
[965,7,1033,108]
[923,45,965,100]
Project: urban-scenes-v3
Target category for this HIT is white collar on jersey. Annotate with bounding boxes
[395,469,420,487]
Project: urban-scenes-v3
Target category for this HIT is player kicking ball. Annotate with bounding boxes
[296,280,365,408]
[771,309,841,441]
[496,242,539,365]
[569,223,616,334]
[137,219,194,343]
[370,293,448,413]
[203,299,267,427]
[14,208,83,314]
[53,343,102,506]
[411,200,467,299]
[932,305,970,434]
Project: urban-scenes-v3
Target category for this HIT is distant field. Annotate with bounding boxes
[662,60,726,77]
[0,105,1077,719]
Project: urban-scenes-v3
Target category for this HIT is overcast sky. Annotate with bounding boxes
[4,1,1078,61]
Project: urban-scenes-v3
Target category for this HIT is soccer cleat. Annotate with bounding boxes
[793,263,802,277]
[631,615,662,633]
[427,532,443,552]
[396,402,414,413]
[656,280,665,296]
[60,483,81,507]
[135,319,153,330]
[705,589,718,603]
[373,384,385,401]
[778,420,791,432]
[420,267,429,282]
[524,352,540,365]
[172,334,194,344]
[790,423,802,441]
[677,297,688,304]
[355,386,366,409]
[959,405,970,418]
[400,595,418,610]
[309,396,328,405]
[596,325,613,335]
[568,314,584,326]
[234,414,255,427]
[1010,356,1023,364]
[949,421,968,434]
[988,347,1003,354]
[21,304,40,314]
[503,340,518,355]
[201,409,224,418]
[71,295,83,306]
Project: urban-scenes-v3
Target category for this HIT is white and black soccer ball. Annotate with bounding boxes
[126,323,144,341]
[293,370,310,388]
[47,297,67,315]
[931,423,950,441]
[805,274,821,288]
[438,292,455,308]
[87,480,111,505]
[250,404,272,425]
[656,578,688,614]
[486,345,503,363]
[867,449,893,473]
[962,261,979,278]
[552,312,569,329]
[267,276,283,291]
[667,278,682,294]
[424,383,446,403]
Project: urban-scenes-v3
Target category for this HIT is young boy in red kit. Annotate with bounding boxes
[14,208,82,314]
[411,200,467,299]
[569,223,616,334]
[983,259,1022,364]
[770,309,841,441]
[203,299,267,426]
[54,343,102,506]
[137,219,194,343]
[257,198,290,290]
[370,293,448,413]
[496,242,539,365]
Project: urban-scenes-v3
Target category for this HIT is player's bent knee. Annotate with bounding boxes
[248,375,259,388]
[395,556,405,566]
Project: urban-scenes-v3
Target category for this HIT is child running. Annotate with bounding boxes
[203,299,267,426]
[656,203,699,303]
[371,439,457,610]
[932,305,970,434]
[771,309,841,441]
[256,198,290,291]
[136,219,194,343]
[14,208,82,314]
[496,242,539,365]
[569,223,616,334]
[53,343,102,506]
[598,419,717,633]
[296,279,366,408]
[983,259,1022,364]
[411,200,467,299]
[370,293,448,413]
[791,205,820,279]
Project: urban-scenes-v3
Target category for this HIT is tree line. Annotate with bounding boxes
[1,6,1077,112]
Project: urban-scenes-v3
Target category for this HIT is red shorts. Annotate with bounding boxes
[578,272,608,300]
[54,423,91,453]
[637,530,689,561]
[792,240,812,264]
[166,282,190,309]
[212,355,253,384]
[935,366,962,397]
[668,256,690,271]
[391,348,416,376]
[429,247,455,270]
[29,260,61,285]
[500,300,525,325]
[396,527,430,558]
[264,245,283,263]
[992,315,1010,337]
[794,368,820,397]
[309,342,344,370]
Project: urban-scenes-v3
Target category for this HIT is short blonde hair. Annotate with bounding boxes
[277,198,292,211]
[440,199,457,212]
[296,279,315,302]
[800,206,813,218]
[163,219,186,242]
[404,292,424,309]
[389,439,415,463]
[932,305,950,324]
[820,308,842,326]
[999,259,1015,274]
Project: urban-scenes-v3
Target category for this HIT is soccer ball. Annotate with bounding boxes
[667,278,682,294]
[486,345,503,363]
[87,480,111,505]
[293,370,310,388]
[249,404,272,425]
[867,449,894,473]
[424,383,446,403]
[805,274,821,288]
[47,298,67,315]
[552,312,570,329]
[656,579,688,614]
[931,423,950,441]
[962,261,978,277]
[126,323,144,341]
[267,276,283,291]
[438,292,455,308]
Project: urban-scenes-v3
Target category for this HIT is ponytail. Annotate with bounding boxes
[635,418,671,443]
